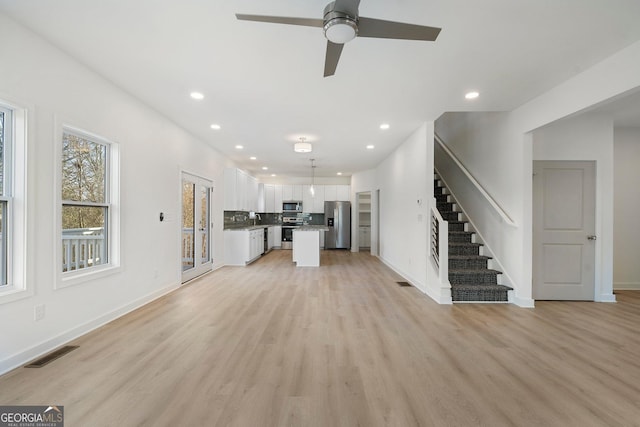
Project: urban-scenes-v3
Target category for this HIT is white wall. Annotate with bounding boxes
[613,127,640,289]
[375,123,434,295]
[532,114,615,301]
[0,14,231,373]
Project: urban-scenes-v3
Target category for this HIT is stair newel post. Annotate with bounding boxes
[438,213,449,290]
[430,201,451,299]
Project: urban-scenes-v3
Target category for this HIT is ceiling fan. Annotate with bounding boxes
[236,0,441,77]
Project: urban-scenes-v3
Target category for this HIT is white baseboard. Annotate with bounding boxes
[379,257,452,304]
[0,281,180,376]
[513,294,535,308]
[597,293,617,303]
[614,282,640,290]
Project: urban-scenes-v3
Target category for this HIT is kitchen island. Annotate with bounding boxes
[292,226,329,267]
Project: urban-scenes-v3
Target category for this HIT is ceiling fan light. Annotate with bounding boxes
[294,142,312,153]
[324,18,358,44]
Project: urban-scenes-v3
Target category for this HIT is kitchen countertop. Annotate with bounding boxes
[224,224,282,231]
[224,224,328,231]
[294,226,329,231]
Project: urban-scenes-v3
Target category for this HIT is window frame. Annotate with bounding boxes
[0,105,13,288]
[0,99,29,304]
[57,124,120,288]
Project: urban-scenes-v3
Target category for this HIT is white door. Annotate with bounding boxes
[182,173,213,283]
[533,161,596,300]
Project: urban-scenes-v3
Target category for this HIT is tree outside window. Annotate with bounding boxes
[62,131,109,272]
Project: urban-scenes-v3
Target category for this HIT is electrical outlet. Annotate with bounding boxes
[34,304,45,321]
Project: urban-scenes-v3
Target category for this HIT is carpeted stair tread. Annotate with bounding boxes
[449,269,501,285]
[449,255,491,270]
[449,268,502,274]
[448,231,475,243]
[449,242,483,248]
[447,221,467,231]
[449,255,492,260]
[450,284,512,302]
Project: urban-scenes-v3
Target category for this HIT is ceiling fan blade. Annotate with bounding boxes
[235,14,323,28]
[357,17,441,41]
[324,41,344,77]
[333,0,361,17]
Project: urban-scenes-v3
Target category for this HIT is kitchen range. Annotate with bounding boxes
[281,215,303,250]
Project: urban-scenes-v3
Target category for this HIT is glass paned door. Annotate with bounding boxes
[182,173,213,282]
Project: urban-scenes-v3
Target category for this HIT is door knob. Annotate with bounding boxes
[587,235,597,241]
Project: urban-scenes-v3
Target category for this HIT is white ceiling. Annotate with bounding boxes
[2,0,640,178]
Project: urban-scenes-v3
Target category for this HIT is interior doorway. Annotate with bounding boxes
[357,191,372,252]
[181,172,213,283]
[533,161,596,300]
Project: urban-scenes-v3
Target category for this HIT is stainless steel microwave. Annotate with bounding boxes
[282,201,302,212]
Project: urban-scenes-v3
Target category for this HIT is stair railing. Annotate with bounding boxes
[430,204,450,290]
[434,133,517,227]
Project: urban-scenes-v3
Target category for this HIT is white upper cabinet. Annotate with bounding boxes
[246,175,258,212]
[292,184,303,200]
[274,185,283,213]
[336,185,350,201]
[264,184,275,212]
[302,185,324,213]
[302,185,313,213]
[324,185,337,202]
[312,185,325,213]
[224,168,259,211]
[282,184,293,201]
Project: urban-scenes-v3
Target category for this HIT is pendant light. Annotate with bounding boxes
[294,137,312,153]
[310,159,316,197]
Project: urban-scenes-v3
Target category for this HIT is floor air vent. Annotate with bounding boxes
[397,281,412,287]
[24,345,79,368]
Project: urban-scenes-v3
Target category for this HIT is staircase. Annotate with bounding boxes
[434,176,512,302]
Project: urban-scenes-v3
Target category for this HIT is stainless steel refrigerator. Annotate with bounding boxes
[324,201,351,249]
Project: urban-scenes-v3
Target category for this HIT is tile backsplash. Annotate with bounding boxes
[224,211,324,229]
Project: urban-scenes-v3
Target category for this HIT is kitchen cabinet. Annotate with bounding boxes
[312,185,325,213]
[282,184,303,202]
[224,168,259,212]
[247,175,258,212]
[324,185,349,202]
[302,185,326,213]
[274,185,283,213]
[224,228,264,265]
[359,226,371,248]
[336,185,350,201]
[269,226,282,249]
[282,185,293,201]
[324,185,337,202]
[265,184,275,212]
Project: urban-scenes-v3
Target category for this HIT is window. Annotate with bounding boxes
[0,99,27,303]
[61,128,116,276]
[0,106,11,287]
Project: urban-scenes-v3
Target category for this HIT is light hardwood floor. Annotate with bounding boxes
[1,250,640,426]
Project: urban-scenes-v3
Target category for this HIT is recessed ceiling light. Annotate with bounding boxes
[271,174,276,177]
[210,124,221,130]
[380,123,390,130]
[366,145,375,150]
[250,156,257,160]
[262,166,268,170]
[190,92,204,100]
[337,172,343,176]
[465,91,479,100]
[235,145,243,150]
